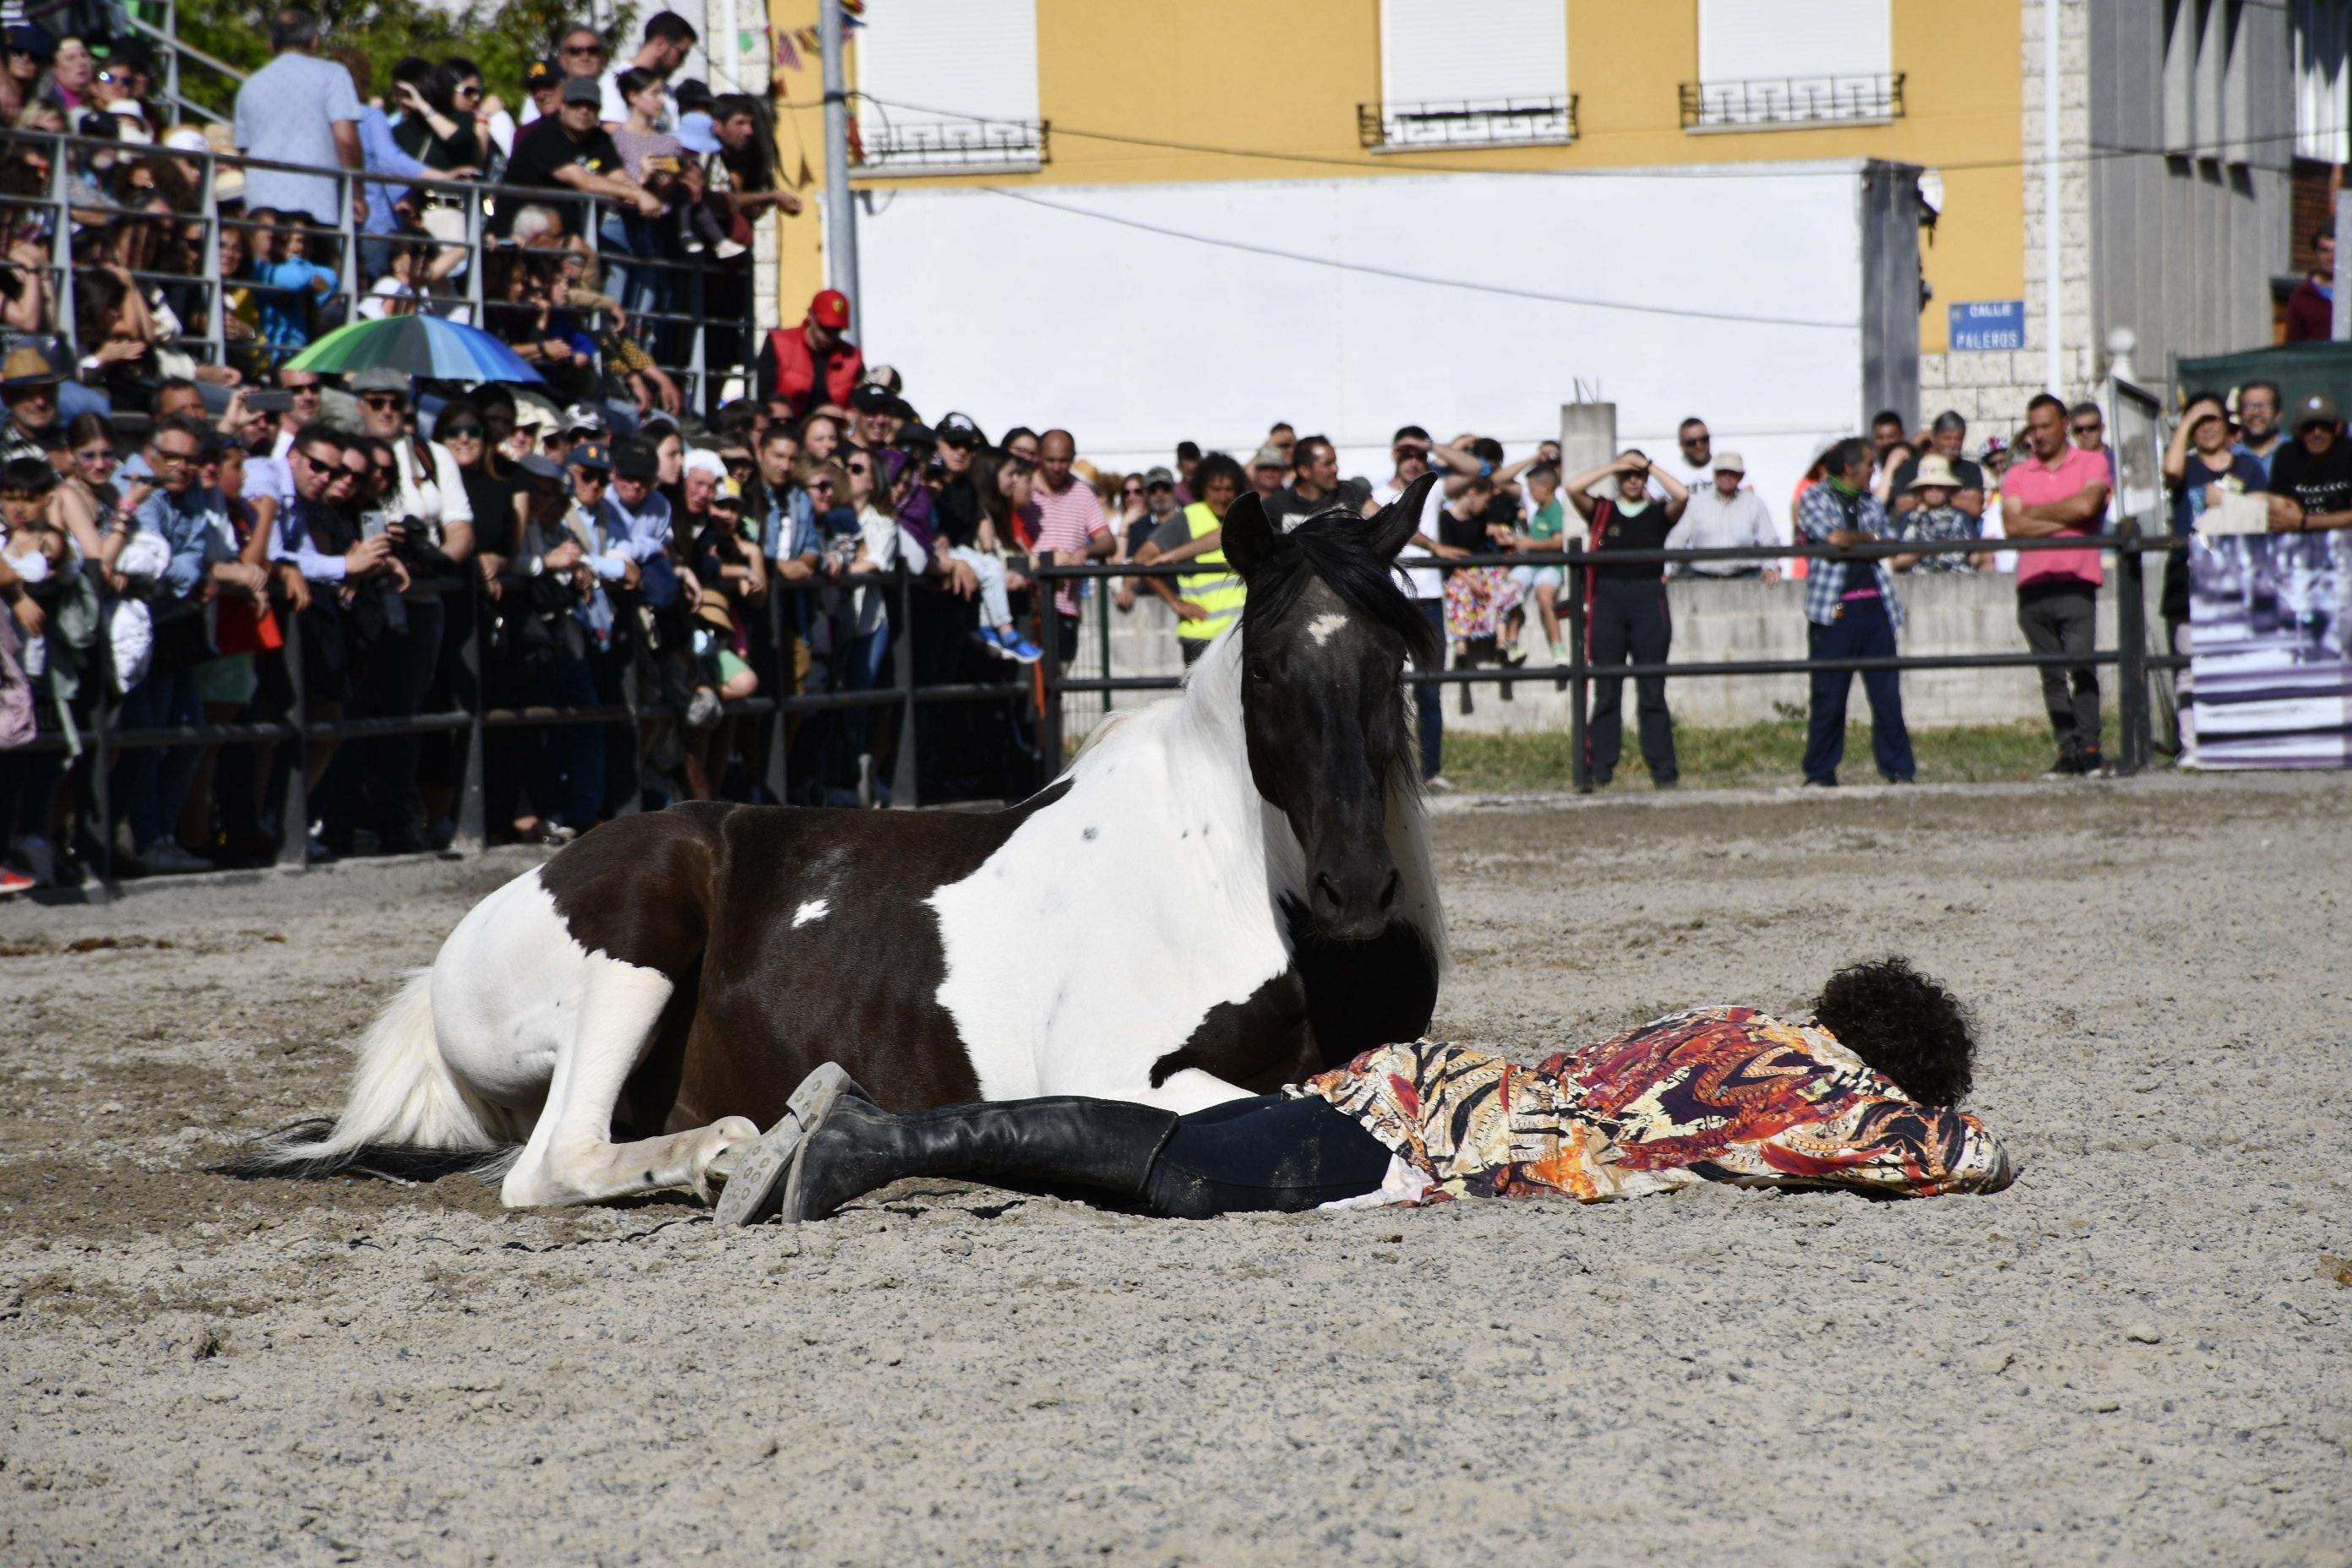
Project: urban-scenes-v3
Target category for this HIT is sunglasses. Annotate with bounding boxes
[440,425,485,440]
[806,478,836,491]
[847,463,870,476]
[362,394,407,410]
[74,446,113,464]
[575,471,610,483]
[2071,423,2102,435]
[562,43,604,55]
[150,448,198,468]
[725,458,753,472]
[455,83,482,98]
[1680,435,1709,448]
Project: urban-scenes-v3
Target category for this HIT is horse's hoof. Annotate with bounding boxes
[691,1116,762,1205]
[712,1065,863,1227]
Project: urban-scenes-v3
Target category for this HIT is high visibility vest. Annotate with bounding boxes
[1174,501,1245,641]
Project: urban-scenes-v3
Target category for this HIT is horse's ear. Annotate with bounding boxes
[1365,472,1439,560]
[1222,491,1277,578]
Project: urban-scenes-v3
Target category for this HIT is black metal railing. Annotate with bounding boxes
[1356,95,1577,150]
[1032,527,2184,793]
[1680,73,1905,130]
[20,564,1032,899]
[858,117,1050,172]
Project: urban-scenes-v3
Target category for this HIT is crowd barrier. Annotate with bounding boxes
[1031,527,2189,792]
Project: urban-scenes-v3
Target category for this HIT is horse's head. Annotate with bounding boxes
[1222,474,1442,942]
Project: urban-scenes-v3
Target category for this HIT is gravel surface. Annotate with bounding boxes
[3,773,2347,1565]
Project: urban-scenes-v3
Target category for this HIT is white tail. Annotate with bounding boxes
[221,969,511,1180]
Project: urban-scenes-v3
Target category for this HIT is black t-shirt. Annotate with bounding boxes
[1587,497,1677,583]
[1436,500,1489,553]
[497,117,625,235]
[933,479,982,550]
[1892,452,1986,496]
[1265,483,1336,526]
[2267,438,2352,520]
[458,466,517,554]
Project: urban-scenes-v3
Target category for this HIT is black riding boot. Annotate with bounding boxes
[782,1094,1180,1222]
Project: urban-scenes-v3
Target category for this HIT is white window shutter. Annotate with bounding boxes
[854,0,1043,171]
[1377,0,1570,145]
[1698,0,1891,84]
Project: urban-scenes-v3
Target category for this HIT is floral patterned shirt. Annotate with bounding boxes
[1293,1006,2013,1205]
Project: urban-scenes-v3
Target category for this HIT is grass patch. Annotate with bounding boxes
[1445,710,2124,793]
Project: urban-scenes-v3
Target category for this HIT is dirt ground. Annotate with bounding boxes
[2,773,2347,1565]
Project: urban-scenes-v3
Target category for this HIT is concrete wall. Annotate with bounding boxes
[1062,572,2119,742]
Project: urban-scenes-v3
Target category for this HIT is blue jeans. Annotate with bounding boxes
[1803,596,1914,785]
[1413,600,1444,780]
[115,666,203,851]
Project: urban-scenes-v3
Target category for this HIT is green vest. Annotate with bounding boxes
[1175,501,1245,641]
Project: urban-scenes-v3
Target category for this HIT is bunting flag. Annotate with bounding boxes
[774,25,802,73]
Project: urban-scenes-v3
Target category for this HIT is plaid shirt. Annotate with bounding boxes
[1795,482,1903,632]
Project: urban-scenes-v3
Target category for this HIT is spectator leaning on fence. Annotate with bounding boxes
[1996,395,2113,779]
[1894,455,1992,572]
[2159,390,2272,652]
[1892,411,1986,526]
[1372,425,1455,789]
[1794,436,1914,789]
[498,76,663,239]
[2258,389,2352,639]
[233,9,367,231]
[1671,448,1781,583]
[2232,380,2285,481]
[1137,449,1247,667]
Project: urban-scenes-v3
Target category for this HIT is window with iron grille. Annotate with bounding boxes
[1688,0,1899,130]
[852,0,1045,174]
[1369,0,1572,149]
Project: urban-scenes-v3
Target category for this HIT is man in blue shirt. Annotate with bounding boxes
[231,8,367,228]
[1794,437,1914,789]
[119,417,269,873]
[592,436,673,582]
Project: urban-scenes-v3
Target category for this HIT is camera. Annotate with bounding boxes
[247,389,296,414]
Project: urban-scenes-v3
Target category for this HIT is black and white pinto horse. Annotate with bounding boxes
[231,479,1450,1208]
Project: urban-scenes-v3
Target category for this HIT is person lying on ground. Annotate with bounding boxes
[716,956,2016,1226]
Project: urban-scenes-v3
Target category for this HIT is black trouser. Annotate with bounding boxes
[2018,584,2100,759]
[1413,599,1444,780]
[1584,575,1676,783]
[1143,1094,1395,1217]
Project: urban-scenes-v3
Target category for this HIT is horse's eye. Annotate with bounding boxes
[1247,659,1272,683]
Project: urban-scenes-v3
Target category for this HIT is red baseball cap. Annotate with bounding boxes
[808,289,852,329]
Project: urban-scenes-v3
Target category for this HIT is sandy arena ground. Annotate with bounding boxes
[2,773,2347,1565]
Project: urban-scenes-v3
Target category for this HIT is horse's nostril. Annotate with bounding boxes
[1378,869,1401,910]
[1315,872,1342,908]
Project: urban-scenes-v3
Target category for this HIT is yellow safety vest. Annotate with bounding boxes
[1175,501,1245,641]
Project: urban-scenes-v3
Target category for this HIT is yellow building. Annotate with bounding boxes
[757,1,2290,455]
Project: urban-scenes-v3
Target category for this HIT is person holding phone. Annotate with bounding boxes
[1564,449,1690,788]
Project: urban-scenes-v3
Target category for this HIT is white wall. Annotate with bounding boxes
[858,163,1880,536]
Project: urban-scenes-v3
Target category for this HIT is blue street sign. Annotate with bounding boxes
[1949,299,2027,351]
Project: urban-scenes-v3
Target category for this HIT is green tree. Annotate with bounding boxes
[162,0,636,118]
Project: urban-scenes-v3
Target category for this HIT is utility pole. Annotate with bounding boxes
[819,0,861,340]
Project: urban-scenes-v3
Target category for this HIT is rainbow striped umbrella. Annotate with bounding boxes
[283,314,545,384]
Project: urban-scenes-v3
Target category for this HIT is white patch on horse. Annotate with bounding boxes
[1307,611,1350,646]
[792,898,830,928]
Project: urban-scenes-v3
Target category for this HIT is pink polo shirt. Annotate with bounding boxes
[1028,476,1109,615]
[2001,443,2110,589]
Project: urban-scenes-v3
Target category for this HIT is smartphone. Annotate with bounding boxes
[247,389,296,414]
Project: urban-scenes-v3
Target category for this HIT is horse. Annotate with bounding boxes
[226,476,1451,1209]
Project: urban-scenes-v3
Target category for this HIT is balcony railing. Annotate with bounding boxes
[1680,73,1905,130]
[857,117,1050,174]
[1357,95,1577,150]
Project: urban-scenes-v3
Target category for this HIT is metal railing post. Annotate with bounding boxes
[890,569,918,808]
[164,0,182,118]
[455,576,487,851]
[1037,569,1064,788]
[335,168,359,323]
[277,601,310,867]
[91,659,117,897]
[763,581,790,803]
[200,150,225,361]
[465,183,486,327]
[49,143,76,361]
[689,253,709,418]
[1565,555,1590,793]
[2115,526,2150,776]
[1095,570,1113,719]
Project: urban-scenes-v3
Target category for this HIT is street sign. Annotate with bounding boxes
[1949,299,2027,351]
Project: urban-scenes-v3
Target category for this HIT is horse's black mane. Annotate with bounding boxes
[1241,508,1442,666]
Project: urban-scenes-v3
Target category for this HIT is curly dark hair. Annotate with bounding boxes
[1810,955,1976,1107]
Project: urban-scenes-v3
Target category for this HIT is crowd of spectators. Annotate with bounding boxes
[0,6,793,433]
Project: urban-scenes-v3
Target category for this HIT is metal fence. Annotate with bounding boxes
[0,127,751,408]
[1031,528,2189,791]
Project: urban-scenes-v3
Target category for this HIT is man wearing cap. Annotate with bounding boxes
[1892,411,1987,522]
[499,75,664,238]
[760,290,864,417]
[232,9,367,228]
[1248,445,1287,504]
[592,437,674,585]
[2262,389,2352,641]
[1999,394,2114,777]
[1669,449,1782,581]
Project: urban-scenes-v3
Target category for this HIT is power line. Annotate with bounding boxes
[974,186,1859,329]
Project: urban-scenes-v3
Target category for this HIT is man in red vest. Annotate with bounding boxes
[758,289,864,416]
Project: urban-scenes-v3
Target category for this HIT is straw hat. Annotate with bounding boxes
[1907,454,1962,490]
[0,338,64,389]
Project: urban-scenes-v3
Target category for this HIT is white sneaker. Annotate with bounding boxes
[715,239,749,260]
[1425,775,1457,794]
[135,842,211,875]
